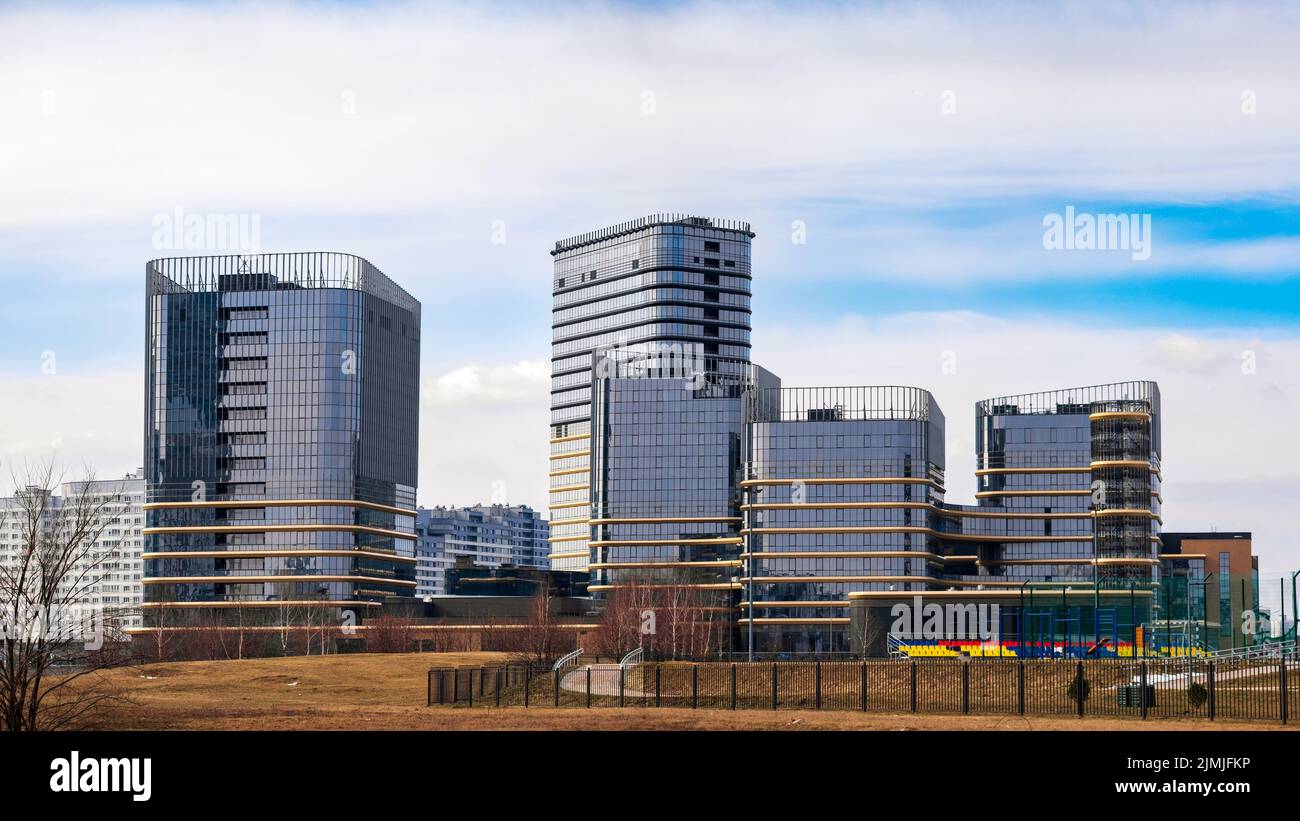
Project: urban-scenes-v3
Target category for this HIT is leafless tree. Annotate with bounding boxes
[0,459,132,730]
[505,583,564,665]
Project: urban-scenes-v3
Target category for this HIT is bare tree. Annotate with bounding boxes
[505,582,564,665]
[0,459,132,730]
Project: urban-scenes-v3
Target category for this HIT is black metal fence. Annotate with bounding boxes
[427,657,1299,723]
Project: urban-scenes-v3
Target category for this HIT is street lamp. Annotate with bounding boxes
[1290,570,1299,647]
[1190,572,1215,654]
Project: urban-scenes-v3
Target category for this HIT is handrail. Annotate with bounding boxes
[552,647,584,672]
[619,647,644,669]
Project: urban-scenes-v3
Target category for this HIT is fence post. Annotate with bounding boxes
[771,663,778,710]
[426,669,433,707]
[909,661,917,713]
[1281,657,1289,726]
[1075,662,1085,718]
[467,670,474,708]
[495,667,502,708]
[655,665,661,708]
[730,663,737,711]
[524,666,531,708]
[1017,660,1025,715]
[453,669,460,704]
[691,664,699,709]
[815,661,822,710]
[553,669,560,707]
[1206,660,1214,721]
[586,667,592,708]
[1139,661,1148,721]
[961,660,970,715]
[619,666,626,708]
[860,661,868,712]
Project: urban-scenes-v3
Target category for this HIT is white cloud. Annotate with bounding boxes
[1,1,1298,237]
[424,360,549,405]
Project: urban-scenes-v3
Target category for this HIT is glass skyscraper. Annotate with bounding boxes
[549,215,754,572]
[142,252,420,630]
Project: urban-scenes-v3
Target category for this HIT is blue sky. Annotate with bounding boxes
[0,0,1298,583]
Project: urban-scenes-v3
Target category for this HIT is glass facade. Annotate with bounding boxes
[740,386,947,653]
[737,382,1165,654]
[550,215,754,571]
[142,253,420,629]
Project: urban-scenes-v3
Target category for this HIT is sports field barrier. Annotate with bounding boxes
[427,656,1299,723]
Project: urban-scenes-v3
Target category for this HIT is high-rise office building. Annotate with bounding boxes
[142,252,421,630]
[549,215,755,571]
[414,504,550,597]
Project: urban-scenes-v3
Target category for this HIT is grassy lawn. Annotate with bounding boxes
[62,653,1297,730]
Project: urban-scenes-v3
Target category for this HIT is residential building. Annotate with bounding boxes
[414,504,550,597]
[0,469,146,636]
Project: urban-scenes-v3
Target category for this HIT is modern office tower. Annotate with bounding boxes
[733,381,1171,655]
[0,469,146,636]
[142,253,420,631]
[739,386,949,654]
[1160,532,1258,650]
[549,215,755,572]
[587,350,778,593]
[962,382,1162,587]
[414,504,550,597]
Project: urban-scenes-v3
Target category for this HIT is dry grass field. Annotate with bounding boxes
[62,653,1295,731]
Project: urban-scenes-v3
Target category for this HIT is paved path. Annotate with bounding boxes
[559,664,650,697]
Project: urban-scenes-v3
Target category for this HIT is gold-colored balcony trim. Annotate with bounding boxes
[1089,460,1160,475]
[548,550,589,560]
[591,537,742,547]
[590,560,743,569]
[590,516,742,525]
[588,582,741,592]
[549,450,591,460]
[733,617,851,625]
[741,550,944,560]
[143,524,416,540]
[547,534,589,543]
[742,526,1088,543]
[847,589,1156,600]
[144,498,417,517]
[141,600,383,609]
[975,490,1163,502]
[127,622,602,634]
[1088,411,1151,421]
[741,477,944,491]
[549,434,591,444]
[736,601,851,608]
[143,549,416,563]
[1160,553,1207,560]
[548,516,590,527]
[741,502,1160,523]
[143,574,416,586]
[977,557,1160,566]
[548,501,589,511]
[549,482,590,493]
[975,467,1090,476]
[548,467,588,478]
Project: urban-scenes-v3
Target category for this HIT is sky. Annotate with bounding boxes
[0,1,1297,588]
